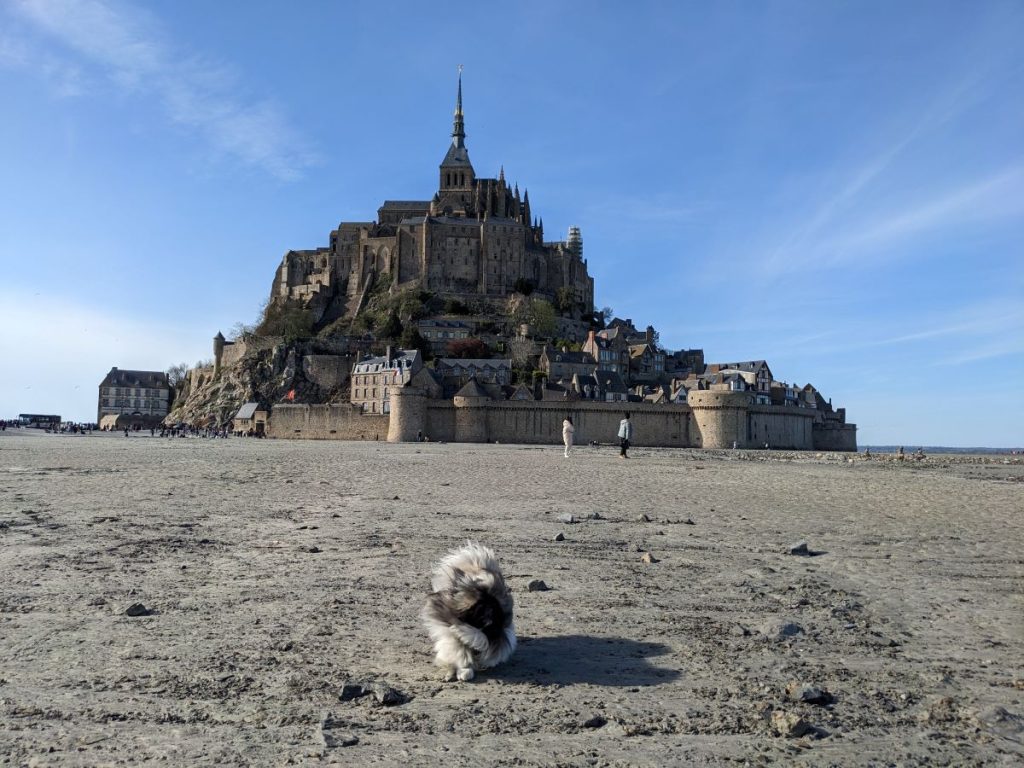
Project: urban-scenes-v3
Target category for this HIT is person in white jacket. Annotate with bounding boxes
[617,412,633,458]
[562,416,575,458]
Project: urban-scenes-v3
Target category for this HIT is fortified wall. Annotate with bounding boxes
[267,403,389,441]
[386,387,856,450]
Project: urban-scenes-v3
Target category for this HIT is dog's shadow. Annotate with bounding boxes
[497,635,681,687]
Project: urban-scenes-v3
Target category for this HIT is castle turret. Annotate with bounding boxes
[453,377,490,442]
[213,331,225,377]
[387,386,427,442]
[687,390,750,449]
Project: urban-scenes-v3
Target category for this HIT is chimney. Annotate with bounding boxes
[645,325,654,344]
[385,345,393,363]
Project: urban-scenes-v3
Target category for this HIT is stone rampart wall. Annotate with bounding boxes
[274,392,855,451]
[747,405,816,450]
[267,404,388,441]
[812,422,858,452]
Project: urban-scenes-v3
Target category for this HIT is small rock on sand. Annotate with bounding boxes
[528,579,550,592]
[124,603,152,617]
[787,540,810,556]
[554,533,565,541]
[319,712,359,748]
[640,552,659,564]
[786,681,834,705]
[637,514,651,522]
[759,618,803,640]
[770,710,813,738]
[557,514,578,524]
[582,715,607,728]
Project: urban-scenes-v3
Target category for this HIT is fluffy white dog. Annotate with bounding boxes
[421,542,516,681]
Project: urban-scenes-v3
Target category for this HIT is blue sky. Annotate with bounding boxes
[1,0,1021,446]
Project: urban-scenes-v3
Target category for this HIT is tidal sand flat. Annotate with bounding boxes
[1,431,1021,766]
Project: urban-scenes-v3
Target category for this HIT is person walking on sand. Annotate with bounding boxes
[562,416,575,458]
[617,412,633,458]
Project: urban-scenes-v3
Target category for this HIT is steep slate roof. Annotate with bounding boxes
[454,378,490,399]
[234,403,259,420]
[99,368,170,389]
[437,358,512,371]
[441,144,473,167]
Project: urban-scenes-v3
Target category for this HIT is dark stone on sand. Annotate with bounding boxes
[786,681,834,705]
[339,680,409,706]
[528,579,550,592]
[554,533,565,541]
[339,682,369,701]
[306,546,322,553]
[371,682,409,706]
[582,715,608,728]
[787,540,810,556]
[125,603,152,617]
[637,513,651,522]
[683,518,696,525]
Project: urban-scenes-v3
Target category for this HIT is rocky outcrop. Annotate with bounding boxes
[165,341,353,427]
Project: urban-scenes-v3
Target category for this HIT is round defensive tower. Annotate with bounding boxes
[453,378,490,443]
[687,390,751,449]
[387,386,427,442]
[213,331,225,377]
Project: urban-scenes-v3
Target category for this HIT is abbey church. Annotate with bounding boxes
[270,74,595,325]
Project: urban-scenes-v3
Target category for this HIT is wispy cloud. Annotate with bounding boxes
[756,56,1020,276]
[8,0,317,180]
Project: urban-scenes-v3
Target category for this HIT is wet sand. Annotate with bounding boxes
[1,430,1022,766]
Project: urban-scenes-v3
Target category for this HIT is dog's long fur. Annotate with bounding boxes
[421,542,516,681]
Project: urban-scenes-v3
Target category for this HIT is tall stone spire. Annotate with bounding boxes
[439,65,474,191]
[451,65,465,149]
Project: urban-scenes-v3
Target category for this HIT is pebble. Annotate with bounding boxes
[528,579,550,592]
[582,715,607,728]
[306,546,322,554]
[557,514,578,524]
[787,540,810,556]
[553,533,565,542]
[637,514,651,522]
[124,603,152,617]
[683,518,696,525]
[640,552,659,564]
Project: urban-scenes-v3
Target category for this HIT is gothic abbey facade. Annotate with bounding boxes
[270,75,595,325]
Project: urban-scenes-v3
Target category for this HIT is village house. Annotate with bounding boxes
[434,357,512,397]
[708,360,773,396]
[416,319,474,355]
[351,347,423,414]
[628,342,665,384]
[232,403,268,435]
[97,367,172,426]
[582,329,630,379]
[538,345,597,381]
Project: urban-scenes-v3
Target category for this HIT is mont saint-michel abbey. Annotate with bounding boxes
[271,75,594,324]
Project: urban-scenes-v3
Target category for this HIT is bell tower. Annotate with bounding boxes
[439,67,475,197]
